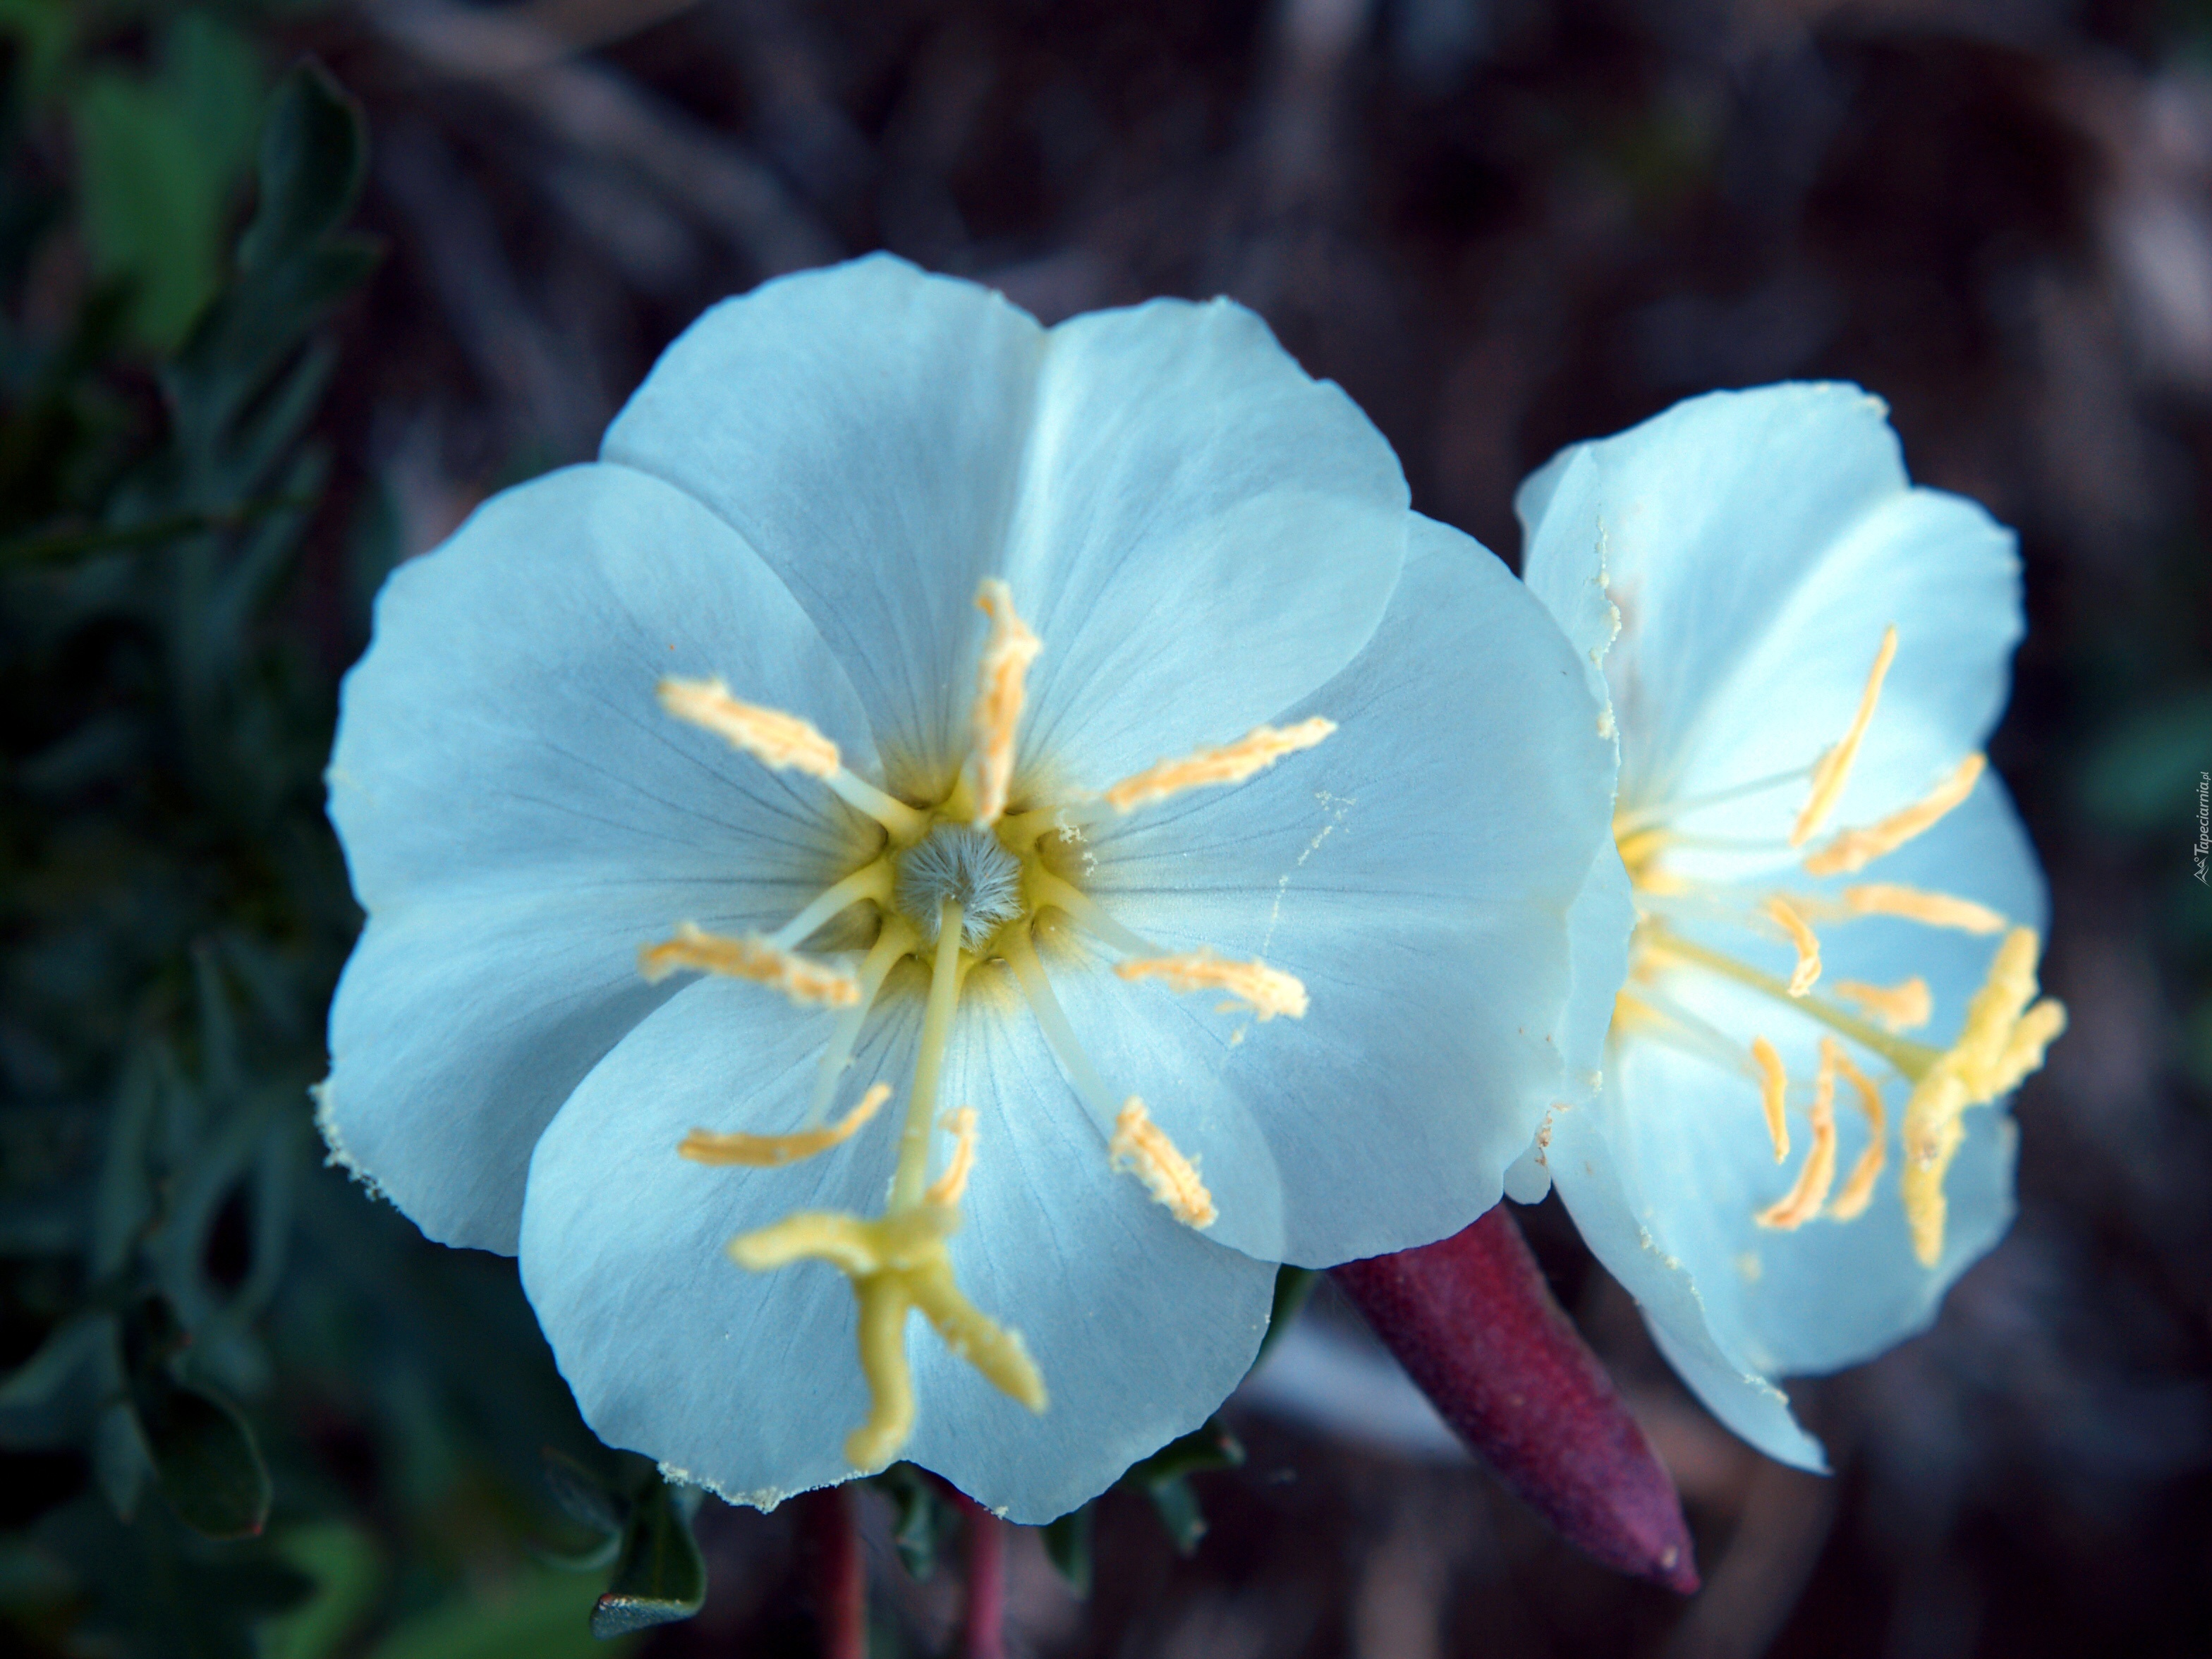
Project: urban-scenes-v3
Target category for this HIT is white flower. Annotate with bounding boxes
[1515,383,2065,1469]
[317,255,1617,1519]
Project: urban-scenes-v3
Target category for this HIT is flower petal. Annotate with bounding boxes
[518,972,1275,1524]
[1559,777,2038,1460]
[325,463,875,1252]
[1003,298,1408,789]
[1519,384,2021,855]
[601,255,1045,792]
[1063,516,1620,1266]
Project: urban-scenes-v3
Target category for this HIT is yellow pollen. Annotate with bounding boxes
[1756,1040,1838,1230]
[1115,948,1310,1021]
[1900,927,2067,1265]
[1751,1037,1789,1162]
[1109,1098,1217,1228]
[1832,976,1933,1033]
[1826,1042,1888,1221]
[1763,896,1823,996]
[925,1107,978,1206]
[1804,753,1986,877]
[1844,883,2006,935]
[658,678,839,779]
[728,1201,1046,1473]
[679,1082,889,1167]
[967,580,1039,827]
[640,923,860,1008]
[1102,718,1336,814]
[1791,624,1897,846]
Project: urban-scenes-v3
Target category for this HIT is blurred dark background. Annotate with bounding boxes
[4,0,2210,1654]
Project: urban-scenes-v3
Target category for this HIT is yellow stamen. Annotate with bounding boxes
[1844,883,2007,935]
[1102,718,1335,814]
[679,1082,889,1167]
[658,677,839,779]
[1751,1037,1789,1162]
[1115,948,1309,1021]
[1763,896,1823,996]
[1832,976,1933,1033]
[925,1107,978,1206]
[729,1203,1046,1473]
[1791,624,1897,846]
[1804,754,1986,877]
[1109,1098,1217,1228]
[1756,1040,1837,1229]
[1827,1042,1887,1221]
[967,580,1039,827]
[1900,927,2067,1264]
[640,923,860,1008]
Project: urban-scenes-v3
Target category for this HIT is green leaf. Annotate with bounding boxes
[1252,1264,1317,1370]
[238,62,369,276]
[590,1475,705,1637]
[1040,1503,1093,1599]
[1120,1418,1244,1558]
[873,1462,959,1581]
[368,1569,626,1659]
[259,1521,384,1659]
[0,1312,111,1409]
[542,1448,626,1540]
[138,1378,272,1540]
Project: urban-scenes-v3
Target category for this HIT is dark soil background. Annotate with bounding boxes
[5,1,2210,1655]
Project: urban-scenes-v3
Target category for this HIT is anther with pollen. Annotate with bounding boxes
[1109,1099,1217,1229]
[1826,1043,1887,1221]
[680,1083,890,1167]
[1761,897,1823,997]
[1756,1041,1837,1230]
[1116,948,1310,1021]
[641,924,861,1008]
[1843,883,2005,935]
[1790,624,1897,846]
[1751,1037,1789,1162]
[1103,718,1336,814]
[1833,976,1932,1033]
[659,677,840,777]
[967,580,1039,827]
[1805,753,1986,877]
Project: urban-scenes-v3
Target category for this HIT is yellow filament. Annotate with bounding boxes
[925,1108,978,1206]
[1756,1041,1838,1229]
[729,1203,1045,1472]
[1763,897,1823,996]
[1900,928,2067,1264]
[1115,948,1309,1021]
[1804,754,1986,877]
[1102,718,1336,814]
[1751,1037,1789,1162]
[658,678,839,778]
[1109,1098,1217,1228]
[640,924,859,1008]
[679,1083,889,1167]
[1827,1043,1887,1221]
[1791,624,1897,846]
[1832,976,1933,1033]
[1844,883,2007,935]
[967,580,1039,827]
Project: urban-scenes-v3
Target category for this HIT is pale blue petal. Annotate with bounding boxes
[1002,298,1407,790]
[1517,447,1616,720]
[602,255,1045,792]
[519,972,1274,1524]
[1051,515,1618,1266]
[1518,384,2019,844]
[1546,1084,1829,1472]
[324,463,876,1253]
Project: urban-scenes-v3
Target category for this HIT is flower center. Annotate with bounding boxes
[894,824,1026,950]
[633,578,1337,1473]
[1609,624,2064,1264]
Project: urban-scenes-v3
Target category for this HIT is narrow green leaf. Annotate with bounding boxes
[238,62,367,276]
[542,1448,626,1540]
[1040,1504,1093,1599]
[873,1462,960,1580]
[1252,1265,1317,1370]
[1146,1476,1208,1557]
[0,1313,110,1409]
[1120,1417,1244,1559]
[589,1476,704,1638]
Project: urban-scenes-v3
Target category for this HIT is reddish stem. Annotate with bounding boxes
[798,1486,866,1659]
[952,1490,1007,1659]
[1333,1203,1700,1593]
